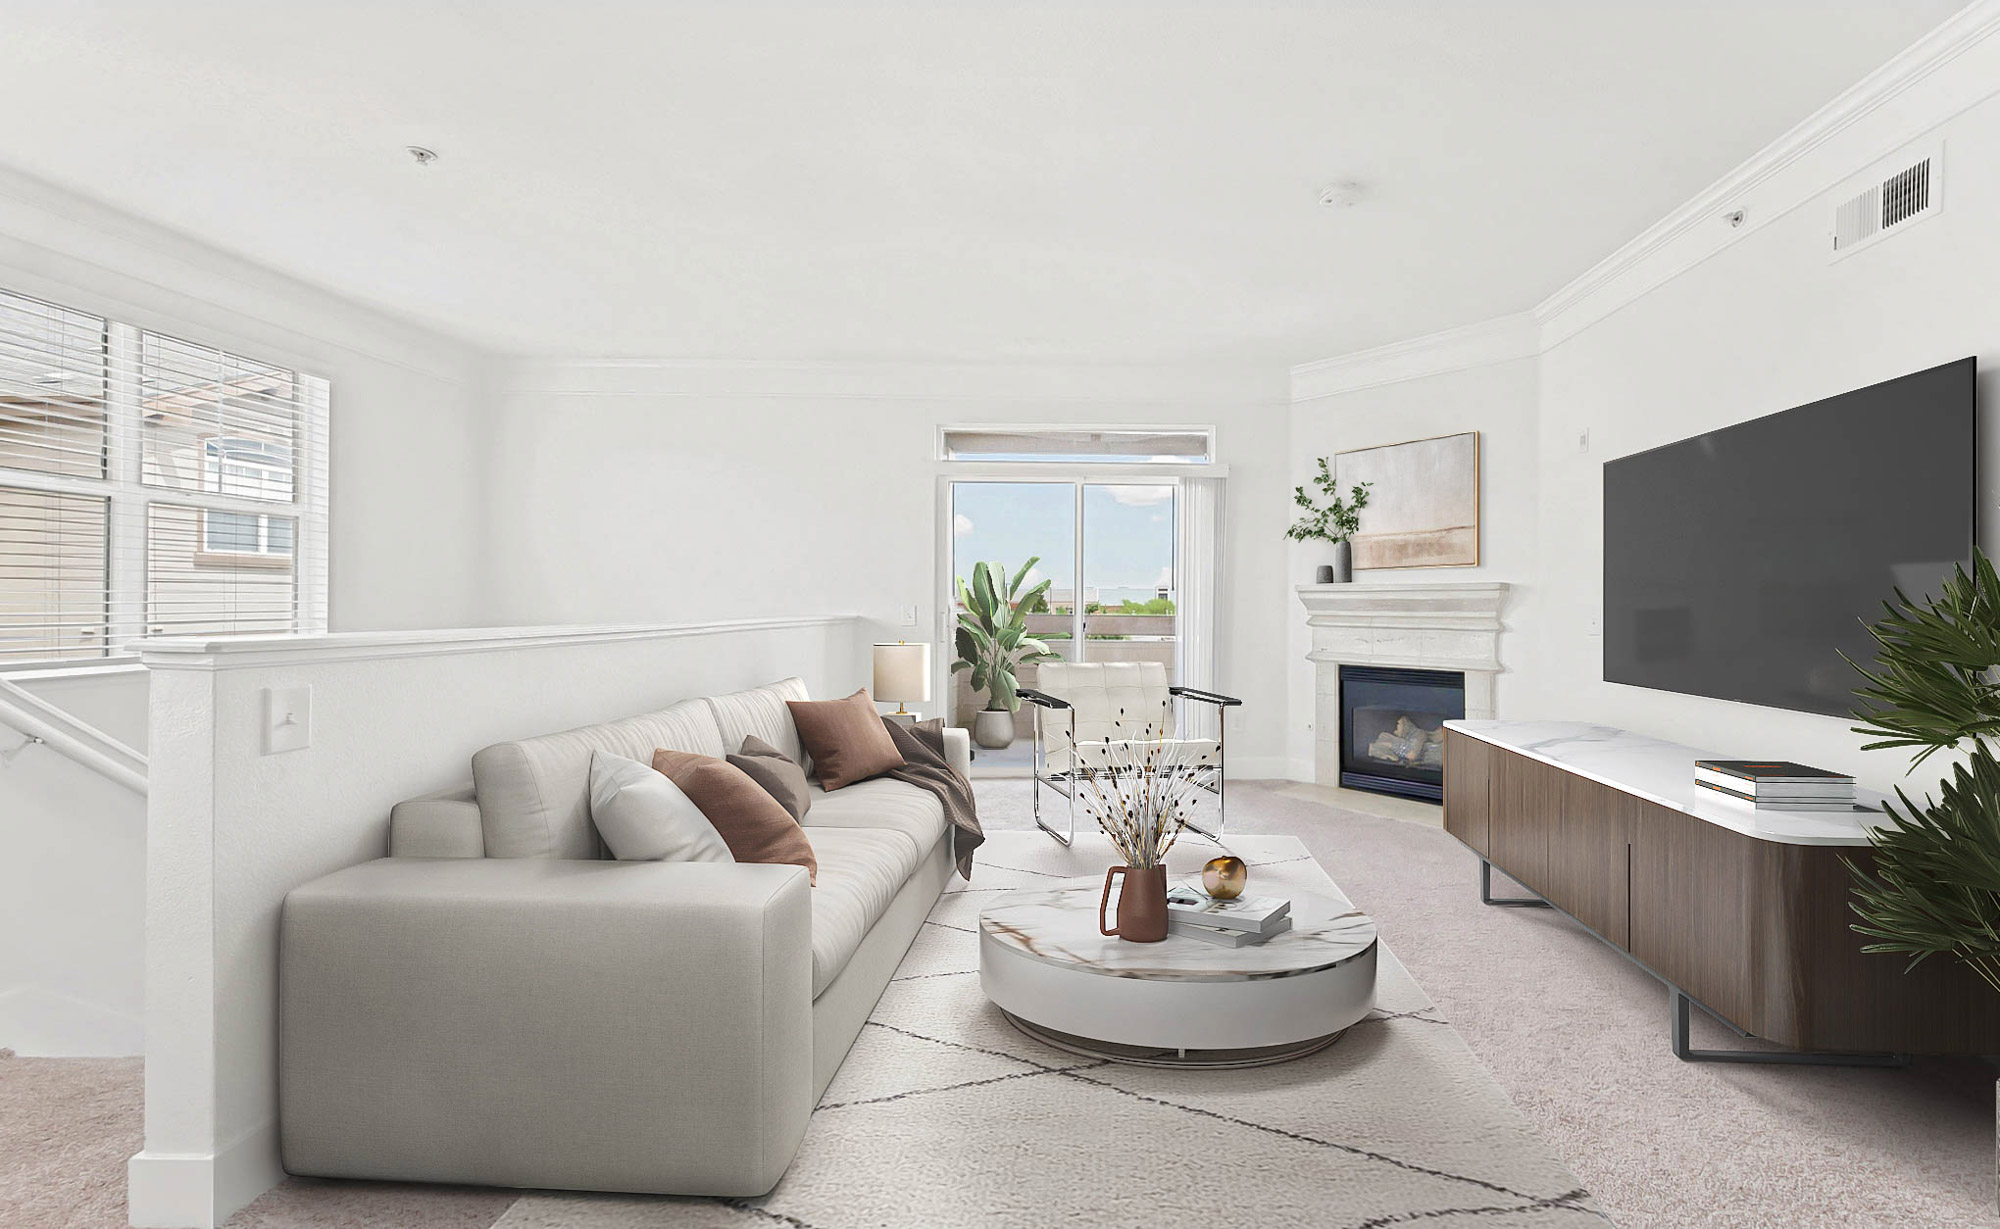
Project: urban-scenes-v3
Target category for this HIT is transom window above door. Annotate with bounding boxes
[938,426,1213,465]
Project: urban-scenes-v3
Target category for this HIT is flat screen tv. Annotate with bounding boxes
[1603,357,1976,718]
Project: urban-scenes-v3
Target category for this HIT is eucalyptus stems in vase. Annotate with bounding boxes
[1287,458,1372,583]
[1074,700,1216,942]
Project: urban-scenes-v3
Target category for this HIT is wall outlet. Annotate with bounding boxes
[265,686,311,755]
[1576,427,1591,455]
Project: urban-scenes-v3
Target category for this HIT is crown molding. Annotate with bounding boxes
[500,355,1289,405]
[0,165,486,384]
[1534,0,2000,346]
[1288,314,1539,403]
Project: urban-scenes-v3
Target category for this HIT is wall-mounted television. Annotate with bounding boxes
[1603,357,1976,718]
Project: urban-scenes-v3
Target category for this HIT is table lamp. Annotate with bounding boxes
[872,641,932,723]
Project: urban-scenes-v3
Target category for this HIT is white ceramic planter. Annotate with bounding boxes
[974,708,1016,749]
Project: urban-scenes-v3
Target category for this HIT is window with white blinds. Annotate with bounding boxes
[0,285,329,664]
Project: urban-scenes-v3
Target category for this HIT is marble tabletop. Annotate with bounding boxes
[979,880,1378,983]
[1445,719,1889,847]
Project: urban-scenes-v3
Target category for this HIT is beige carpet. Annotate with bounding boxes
[5,780,1994,1227]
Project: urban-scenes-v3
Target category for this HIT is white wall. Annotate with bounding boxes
[483,361,1296,775]
[1532,98,2000,793]
[130,617,866,1227]
[1285,6,2000,796]
[0,667,147,1055]
[0,168,497,1059]
[1285,345,1542,776]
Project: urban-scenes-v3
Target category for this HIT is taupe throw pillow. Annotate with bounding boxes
[787,688,906,791]
[729,735,812,821]
[653,748,818,884]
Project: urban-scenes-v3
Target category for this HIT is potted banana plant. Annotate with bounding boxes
[952,557,1061,749]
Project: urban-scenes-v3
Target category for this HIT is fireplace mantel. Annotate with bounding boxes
[1298,582,1509,787]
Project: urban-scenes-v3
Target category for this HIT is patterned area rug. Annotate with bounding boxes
[491,832,1605,1229]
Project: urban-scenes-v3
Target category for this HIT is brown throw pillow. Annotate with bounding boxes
[652,749,818,885]
[729,735,812,822]
[787,688,906,791]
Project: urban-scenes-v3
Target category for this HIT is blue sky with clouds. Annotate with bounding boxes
[951,482,1176,603]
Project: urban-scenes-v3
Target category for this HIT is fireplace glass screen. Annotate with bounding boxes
[1339,665,1466,802]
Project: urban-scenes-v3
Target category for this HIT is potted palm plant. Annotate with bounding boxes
[1845,550,2000,1000]
[952,557,1061,749]
[1285,459,1371,582]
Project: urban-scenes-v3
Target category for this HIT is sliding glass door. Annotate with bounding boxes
[948,480,1179,756]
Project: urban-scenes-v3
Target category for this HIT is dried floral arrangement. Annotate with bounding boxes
[1070,701,1216,869]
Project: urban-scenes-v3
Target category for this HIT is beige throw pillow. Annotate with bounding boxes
[786,688,906,791]
[729,735,812,821]
[652,748,818,885]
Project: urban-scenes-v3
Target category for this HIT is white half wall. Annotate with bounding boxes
[482,361,1296,776]
[128,617,866,1228]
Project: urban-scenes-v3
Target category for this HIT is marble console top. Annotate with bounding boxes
[1445,719,1888,847]
[979,881,1377,983]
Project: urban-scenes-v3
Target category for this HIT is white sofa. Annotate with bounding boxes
[277,678,969,1197]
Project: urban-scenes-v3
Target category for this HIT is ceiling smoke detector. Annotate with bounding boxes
[1317,181,1366,209]
[406,146,439,166]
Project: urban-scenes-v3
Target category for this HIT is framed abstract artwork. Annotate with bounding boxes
[1335,431,1480,568]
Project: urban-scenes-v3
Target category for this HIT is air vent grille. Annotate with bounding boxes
[1832,150,1939,259]
[1882,159,1930,227]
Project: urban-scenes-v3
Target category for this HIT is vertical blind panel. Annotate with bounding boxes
[0,485,109,661]
[145,502,298,637]
[0,289,109,479]
[137,331,298,502]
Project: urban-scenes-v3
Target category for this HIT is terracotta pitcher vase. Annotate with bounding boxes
[1099,864,1169,943]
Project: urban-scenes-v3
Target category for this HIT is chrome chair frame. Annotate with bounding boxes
[1018,683,1242,846]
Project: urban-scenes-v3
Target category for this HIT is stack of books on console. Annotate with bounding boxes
[1692,760,1855,811]
[1164,887,1292,948]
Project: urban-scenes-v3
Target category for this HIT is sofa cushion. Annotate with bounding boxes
[653,749,818,884]
[707,678,811,771]
[473,699,724,860]
[588,751,734,864]
[788,689,905,790]
[800,777,946,858]
[806,826,926,998]
[729,735,812,821]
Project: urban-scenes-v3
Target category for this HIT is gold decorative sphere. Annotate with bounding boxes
[1201,855,1248,900]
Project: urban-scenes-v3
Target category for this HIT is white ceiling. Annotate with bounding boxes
[0,2,1964,365]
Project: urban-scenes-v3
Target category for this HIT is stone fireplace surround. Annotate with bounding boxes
[1298,582,1509,788]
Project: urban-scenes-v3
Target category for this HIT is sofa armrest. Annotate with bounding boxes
[387,785,484,858]
[280,857,813,1195]
[942,725,971,781]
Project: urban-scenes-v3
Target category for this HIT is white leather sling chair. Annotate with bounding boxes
[1018,660,1241,845]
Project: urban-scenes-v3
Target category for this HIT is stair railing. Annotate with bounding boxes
[0,675,148,795]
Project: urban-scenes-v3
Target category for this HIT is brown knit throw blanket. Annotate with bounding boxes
[880,717,984,879]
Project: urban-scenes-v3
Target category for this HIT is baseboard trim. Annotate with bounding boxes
[128,1119,282,1228]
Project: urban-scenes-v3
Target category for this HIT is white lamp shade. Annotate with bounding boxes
[872,642,932,704]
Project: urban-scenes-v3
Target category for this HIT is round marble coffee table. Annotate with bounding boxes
[978,882,1378,1068]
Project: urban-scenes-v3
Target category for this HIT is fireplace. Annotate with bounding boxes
[1338,665,1465,802]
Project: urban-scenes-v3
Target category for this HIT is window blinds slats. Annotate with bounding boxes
[0,290,109,479]
[0,485,108,661]
[0,283,329,660]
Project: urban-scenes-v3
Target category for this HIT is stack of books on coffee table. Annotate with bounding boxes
[1693,760,1855,811]
[1164,887,1292,948]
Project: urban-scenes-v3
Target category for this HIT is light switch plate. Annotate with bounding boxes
[900,603,919,627]
[265,685,311,754]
